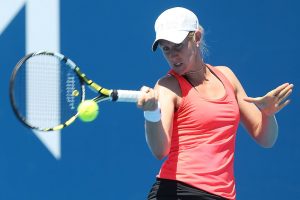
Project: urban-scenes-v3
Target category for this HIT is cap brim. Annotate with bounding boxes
[152,31,189,51]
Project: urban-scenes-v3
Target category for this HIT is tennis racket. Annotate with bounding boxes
[9,51,142,132]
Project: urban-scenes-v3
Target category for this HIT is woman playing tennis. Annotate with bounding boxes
[137,7,293,200]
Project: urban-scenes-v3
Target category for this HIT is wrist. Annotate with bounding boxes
[144,104,161,122]
[261,109,275,118]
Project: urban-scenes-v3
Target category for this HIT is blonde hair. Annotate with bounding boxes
[187,24,207,56]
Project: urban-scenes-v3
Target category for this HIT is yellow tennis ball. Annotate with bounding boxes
[77,100,99,122]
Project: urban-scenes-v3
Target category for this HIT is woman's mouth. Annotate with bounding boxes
[174,62,182,67]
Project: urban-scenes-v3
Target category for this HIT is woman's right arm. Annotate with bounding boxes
[137,77,178,160]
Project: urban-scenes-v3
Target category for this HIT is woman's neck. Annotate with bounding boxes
[183,61,208,85]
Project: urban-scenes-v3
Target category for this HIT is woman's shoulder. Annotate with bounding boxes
[210,65,236,78]
[212,65,239,92]
[212,65,232,74]
[158,73,178,86]
[156,74,182,99]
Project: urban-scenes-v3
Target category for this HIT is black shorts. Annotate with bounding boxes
[147,178,228,200]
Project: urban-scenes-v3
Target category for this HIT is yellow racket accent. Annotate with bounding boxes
[52,124,64,131]
[43,115,78,131]
[74,66,111,96]
[72,90,79,96]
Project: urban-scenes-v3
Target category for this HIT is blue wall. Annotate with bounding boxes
[0,0,299,199]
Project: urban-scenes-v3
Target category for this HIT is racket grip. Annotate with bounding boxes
[112,90,142,102]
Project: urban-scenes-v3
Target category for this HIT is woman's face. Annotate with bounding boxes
[159,34,199,75]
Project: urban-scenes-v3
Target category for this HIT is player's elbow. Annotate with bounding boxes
[255,135,277,148]
[251,126,278,148]
[149,146,169,160]
[258,139,276,148]
[152,151,168,160]
[148,144,170,160]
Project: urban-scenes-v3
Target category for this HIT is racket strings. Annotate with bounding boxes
[12,54,83,130]
[26,57,61,120]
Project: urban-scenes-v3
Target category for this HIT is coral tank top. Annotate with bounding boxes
[158,65,240,200]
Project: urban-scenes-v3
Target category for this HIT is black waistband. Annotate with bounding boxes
[147,178,228,200]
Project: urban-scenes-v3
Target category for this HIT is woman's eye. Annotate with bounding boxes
[162,47,169,52]
[174,43,183,49]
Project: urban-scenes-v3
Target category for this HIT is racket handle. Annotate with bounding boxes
[111,90,142,102]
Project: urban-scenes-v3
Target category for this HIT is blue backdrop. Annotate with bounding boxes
[0,0,299,199]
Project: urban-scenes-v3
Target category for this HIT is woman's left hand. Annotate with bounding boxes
[244,83,294,116]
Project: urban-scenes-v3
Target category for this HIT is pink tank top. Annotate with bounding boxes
[158,65,240,200]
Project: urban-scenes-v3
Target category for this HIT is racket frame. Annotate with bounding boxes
[9,51,141,131]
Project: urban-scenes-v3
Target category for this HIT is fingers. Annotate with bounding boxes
[270,83,293,109]
[244,83,294,115]
[275,89,292,107]
[271,83,293,97]
[274,84,293,102]
[137,86,149,108]
[276,99,291,112]
[141,86,151,93]
[137,86,159,111]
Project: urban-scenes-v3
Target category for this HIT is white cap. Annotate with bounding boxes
[152,7,199,51]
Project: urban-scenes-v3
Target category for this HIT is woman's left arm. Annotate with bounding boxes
[218,66,294,147]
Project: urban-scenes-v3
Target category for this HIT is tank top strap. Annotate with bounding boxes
[206,64,236,97]
[168,65,236,100]
[168,70,192,97]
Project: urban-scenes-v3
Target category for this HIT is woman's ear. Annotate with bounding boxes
[194,30,202,47]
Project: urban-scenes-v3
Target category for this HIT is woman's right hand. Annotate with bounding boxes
[137,86,159,111]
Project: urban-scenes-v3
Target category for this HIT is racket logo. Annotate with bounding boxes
[66,72,78,110]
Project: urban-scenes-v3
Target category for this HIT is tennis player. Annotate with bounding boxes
[137,7,293,200]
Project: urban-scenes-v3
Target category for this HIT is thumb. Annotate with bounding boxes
[243,96,261,103]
